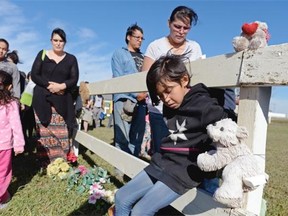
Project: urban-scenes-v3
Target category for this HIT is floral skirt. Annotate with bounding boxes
[34,107,71,165]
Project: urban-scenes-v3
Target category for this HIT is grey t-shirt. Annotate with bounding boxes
[0,60,21,98]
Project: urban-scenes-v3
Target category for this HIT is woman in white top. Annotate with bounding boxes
[142,5,203,154]
[142,5,202,69]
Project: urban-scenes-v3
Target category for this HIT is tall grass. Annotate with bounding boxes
[0,119,287,215]
[264,119,288,216]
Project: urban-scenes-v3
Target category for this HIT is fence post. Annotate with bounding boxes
[237,87,271,215]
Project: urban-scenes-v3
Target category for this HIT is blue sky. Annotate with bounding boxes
[1,0,287,114]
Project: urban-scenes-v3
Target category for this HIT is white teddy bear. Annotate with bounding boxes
[197,118,267,208]
[232,21,270,52]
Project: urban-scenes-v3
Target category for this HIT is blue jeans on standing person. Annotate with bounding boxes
[114,99,134,155]
[149,112,169,154]
[129,100,147,157]
[115,170,181,216]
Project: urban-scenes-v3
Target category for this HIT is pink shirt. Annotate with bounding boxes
[0,100,25,152]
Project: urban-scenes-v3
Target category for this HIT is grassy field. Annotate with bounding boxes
[264,119,288,216]
[0,119,287,216]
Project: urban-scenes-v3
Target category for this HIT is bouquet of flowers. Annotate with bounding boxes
[67,165,116,206]
[47,158,71,180]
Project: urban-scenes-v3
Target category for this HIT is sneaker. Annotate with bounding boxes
[107,204,115,216]
[114,169,124,182]
[140,152,151,161]
[0,202,9,210]
[0,192,11,210]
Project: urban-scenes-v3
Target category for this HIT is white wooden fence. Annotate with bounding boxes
[73,43,288,216]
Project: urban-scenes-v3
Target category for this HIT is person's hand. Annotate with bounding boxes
[15,150,24,156]
[137,92,147,101]
[56,90,65,95]
[20,103,25,111]
[47,82,66,94]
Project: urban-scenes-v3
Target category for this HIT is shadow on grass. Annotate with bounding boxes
[68,200,110,216]
[9,138,41,196]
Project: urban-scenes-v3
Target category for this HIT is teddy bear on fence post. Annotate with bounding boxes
[232,21,270,52]
[197,118,268,208]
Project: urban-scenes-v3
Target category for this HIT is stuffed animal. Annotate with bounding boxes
[197,118,267,208]
[232,21,270,52]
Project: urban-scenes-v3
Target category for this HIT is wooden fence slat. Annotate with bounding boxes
[73,130,148,178]
[240,43,288,85]
[87,43,288,95]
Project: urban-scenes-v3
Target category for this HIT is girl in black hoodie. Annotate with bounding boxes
[114,55,227,216]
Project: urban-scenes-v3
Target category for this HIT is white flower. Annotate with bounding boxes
[99,177,106,184]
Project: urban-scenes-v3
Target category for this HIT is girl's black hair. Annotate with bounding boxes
[51,28,67,43]
[0,70,14,105]
[146,54,191,106]
[0,38,9,51]
[169,6,198,26]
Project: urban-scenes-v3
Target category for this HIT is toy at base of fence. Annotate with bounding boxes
[197,118,268,208]
[232,21,270,52]
[139,114,152,160]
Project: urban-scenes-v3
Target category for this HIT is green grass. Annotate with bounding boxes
[0,119,287,215]
[264,119,288,216]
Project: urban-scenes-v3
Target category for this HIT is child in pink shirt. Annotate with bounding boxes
[0,70,25,209]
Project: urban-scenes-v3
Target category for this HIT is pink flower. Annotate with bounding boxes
[93,190,104,199]
[89,182,103,193]
[78,165,88,176]
[88,194,98,204]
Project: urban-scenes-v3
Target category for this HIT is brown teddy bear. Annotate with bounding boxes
[232,21,270,52]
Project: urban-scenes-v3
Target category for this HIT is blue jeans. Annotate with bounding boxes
[149,112,169,154]
[114,99,134,154]
[129,101,147,156]
[115,170,181,216]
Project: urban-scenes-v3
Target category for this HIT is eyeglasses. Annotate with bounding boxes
[131,35,145,41]
[171,23,191,32]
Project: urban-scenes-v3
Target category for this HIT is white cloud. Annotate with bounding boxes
[77,28,97,39]
[1,1,113,84]
[0,0,21,16]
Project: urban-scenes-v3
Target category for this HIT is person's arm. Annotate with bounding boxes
[141,56,155,72]
[31,50,50,88]
[10,64,21,98]
[136,55,154,101]
[111,50,124,78]
[8,101,25,155]
[202,100,227,127]
[63,55,79,89]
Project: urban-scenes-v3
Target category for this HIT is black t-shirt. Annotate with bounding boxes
[130,51,144,71]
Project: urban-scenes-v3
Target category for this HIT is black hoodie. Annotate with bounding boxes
[145,83,227,194]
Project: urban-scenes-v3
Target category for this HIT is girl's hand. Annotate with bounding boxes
[137,92,147,101]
